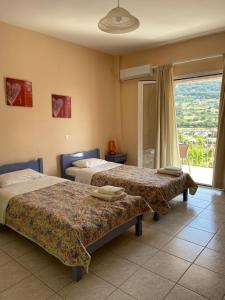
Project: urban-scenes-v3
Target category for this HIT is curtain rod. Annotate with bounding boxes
[152,53,223,69]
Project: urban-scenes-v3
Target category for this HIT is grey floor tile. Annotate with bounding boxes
[120,268,174,300]
[179,264,225,300]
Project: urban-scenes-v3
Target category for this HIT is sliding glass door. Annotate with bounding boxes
[138,81,157,168]
[175,75,222,185]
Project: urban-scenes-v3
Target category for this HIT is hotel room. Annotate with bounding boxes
[0,0,225,299]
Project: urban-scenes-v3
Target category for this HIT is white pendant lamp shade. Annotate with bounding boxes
[98,2,140,34]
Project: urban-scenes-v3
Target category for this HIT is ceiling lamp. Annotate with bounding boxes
[98,0,140,34]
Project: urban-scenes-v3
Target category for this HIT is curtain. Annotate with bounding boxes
[155,64,180,168]
[213,54,225,190]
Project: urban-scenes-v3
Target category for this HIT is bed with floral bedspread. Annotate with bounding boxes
[5,181,148,272]
[91,165,198,215]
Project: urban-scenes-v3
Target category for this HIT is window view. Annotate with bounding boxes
[175,75,222,185]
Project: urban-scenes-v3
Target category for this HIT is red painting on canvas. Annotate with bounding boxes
[6,78,33,107]
[52,94,71,118]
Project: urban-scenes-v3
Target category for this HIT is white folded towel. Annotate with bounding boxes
[97,185,125,195]
[164,166,182,172]
[157,168,183,177]
[91,190,127,202]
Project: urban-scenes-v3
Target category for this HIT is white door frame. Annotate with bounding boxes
[138,80,156,167]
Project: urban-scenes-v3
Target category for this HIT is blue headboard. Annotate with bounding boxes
[0,158,43,175]
[60,149,100,179]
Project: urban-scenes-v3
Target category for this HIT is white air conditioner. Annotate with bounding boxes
[120,64,153,81]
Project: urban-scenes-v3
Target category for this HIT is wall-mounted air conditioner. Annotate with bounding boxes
[120,64,153,81]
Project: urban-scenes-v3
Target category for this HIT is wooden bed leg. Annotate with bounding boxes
[183,189,188,202]
[153,211,160,221]
[135,215,142,236]
[72,266,82,282]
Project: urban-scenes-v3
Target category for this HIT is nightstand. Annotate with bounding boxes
[105,153,127,164]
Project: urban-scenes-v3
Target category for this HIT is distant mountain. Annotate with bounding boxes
[175,79,221,128]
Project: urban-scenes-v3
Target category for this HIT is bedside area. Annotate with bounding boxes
[105,153,127,164]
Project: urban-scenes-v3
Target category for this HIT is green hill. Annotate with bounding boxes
[175,78,221,128]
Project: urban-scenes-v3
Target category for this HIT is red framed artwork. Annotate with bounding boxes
[6,78,33,107]
[52,94,71,118]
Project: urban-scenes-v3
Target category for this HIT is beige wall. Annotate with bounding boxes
[0,22,118,175]
[120,32,225,165]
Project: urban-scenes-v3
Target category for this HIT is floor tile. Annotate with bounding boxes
[217,224,225,235]
[192,193,215,202]
[107,289,136,300]
[90,251,139,287]
[179,264,225,300]
[207,202,225,214]
[0,236,38,258]
[59,273,115,300]
[0,275,54,299]
[110,237,158,265]
[0,228,19,247]
[35,260,72,292]
[185,198,211,209]
[147,217,190,236]
[120,268,174,300]
[172,207,198,218]
[205,193,225,202]
[195,248,225,276]
[188,216,223,233]
[145,251,191,282]
[16,248,55,273]
[0,249,12,267]
[138,226,173,249]
[163,237,204,262]
[171,203,204,217]
[198,209,225,223]
[177,226,214,246]
[165,284,208,300]
[0,260,30,292]
[207,233,225,254]
[197,187,224,196]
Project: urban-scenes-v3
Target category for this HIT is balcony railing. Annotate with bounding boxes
[178,128,217,168]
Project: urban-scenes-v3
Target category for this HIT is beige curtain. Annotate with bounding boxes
[155,64,180,168]
[213,54,225,190]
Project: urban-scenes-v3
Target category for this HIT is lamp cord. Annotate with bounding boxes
[118,0,120,7]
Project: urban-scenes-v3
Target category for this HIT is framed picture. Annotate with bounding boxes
[6,77,33,107]
[52,94,71,118]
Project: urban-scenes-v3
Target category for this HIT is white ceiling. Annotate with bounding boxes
[0,0,225,55]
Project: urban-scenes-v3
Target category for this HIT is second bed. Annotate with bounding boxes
[61,149,198,219]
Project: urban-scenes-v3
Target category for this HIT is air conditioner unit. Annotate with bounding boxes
[120,64,153,81]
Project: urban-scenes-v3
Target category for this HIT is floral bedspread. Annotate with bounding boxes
[6,181,148,271]
[91,165,198,215]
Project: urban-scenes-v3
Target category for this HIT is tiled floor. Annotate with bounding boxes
[0,187,225,299]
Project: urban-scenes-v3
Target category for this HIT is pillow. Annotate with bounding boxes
[0,168,44,188]
[72,158,107,168]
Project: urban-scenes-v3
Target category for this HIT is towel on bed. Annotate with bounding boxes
[157,168,183,177]
[90,190,127,202]
[164,166,182,172]
[97,185,125,195]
